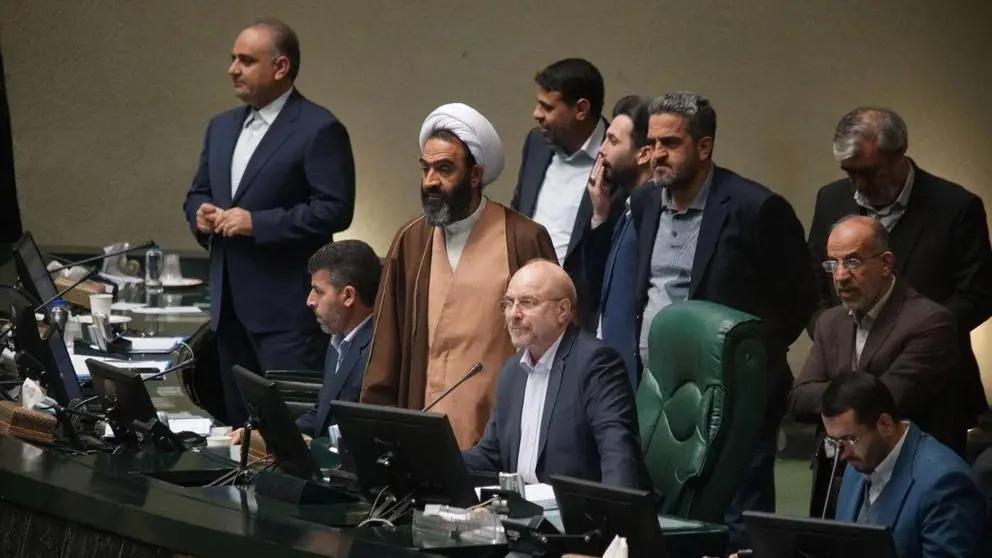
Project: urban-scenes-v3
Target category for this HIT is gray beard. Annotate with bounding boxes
[423,197,452,227]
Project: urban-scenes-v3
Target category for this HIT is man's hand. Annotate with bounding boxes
[587,154,610,228]
[213,207,253,237]
[195,203,221,234]
[229,427,245,444]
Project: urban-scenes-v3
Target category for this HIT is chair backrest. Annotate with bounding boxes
[636,300,767,523]
[264,369,323,419]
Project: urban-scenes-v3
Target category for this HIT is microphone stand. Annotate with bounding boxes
[422,362,483,412]
[46,241,155,274]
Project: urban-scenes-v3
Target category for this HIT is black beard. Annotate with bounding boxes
[421,174,473,226]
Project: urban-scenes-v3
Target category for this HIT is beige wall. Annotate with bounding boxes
[3,1,991,400]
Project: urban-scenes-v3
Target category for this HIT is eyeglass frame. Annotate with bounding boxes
[498,295,566,314]
[821,252,886,274]
[823,430,870,452]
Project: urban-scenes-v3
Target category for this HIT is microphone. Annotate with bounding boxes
[46,241,155,274]
[820,440,842,519]
[422,362,484,412]
[140,359,196,382]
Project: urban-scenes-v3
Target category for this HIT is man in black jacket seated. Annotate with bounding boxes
[462,259,648,489]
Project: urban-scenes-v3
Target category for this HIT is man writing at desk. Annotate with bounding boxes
[462,260,648,489]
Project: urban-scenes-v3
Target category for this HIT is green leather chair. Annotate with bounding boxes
[636,300,767,523]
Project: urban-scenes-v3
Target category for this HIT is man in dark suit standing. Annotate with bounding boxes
[183,18,355,426]
[462,260,648,489]
[630,92,816,547]
[807,107,992,454]
[583,95,653,387]
[511,58,610,329]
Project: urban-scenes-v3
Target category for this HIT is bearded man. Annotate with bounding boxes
[361,103,556,448]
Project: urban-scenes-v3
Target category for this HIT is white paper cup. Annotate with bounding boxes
[89,293,113,317]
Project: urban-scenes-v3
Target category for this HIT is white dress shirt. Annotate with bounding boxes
[532,121,606,264]
[442,197,487,270]
[515,331,566,484]
[861,421,910,514]
[230,87,294,197]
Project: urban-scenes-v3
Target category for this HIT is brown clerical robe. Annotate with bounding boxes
[361,199,556,448]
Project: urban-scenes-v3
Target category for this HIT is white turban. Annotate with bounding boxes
[419,102,505,186]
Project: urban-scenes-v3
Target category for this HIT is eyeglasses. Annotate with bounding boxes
[498,296,564,313]
[824,431,868,452]
[821,253,883,273]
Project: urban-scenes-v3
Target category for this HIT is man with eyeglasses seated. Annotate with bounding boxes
[462,259,649,489]
[821,372,984,558]
[789,215,962,516]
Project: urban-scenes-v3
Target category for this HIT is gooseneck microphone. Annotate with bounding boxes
[46,241,155,274]
[422,362,484,412]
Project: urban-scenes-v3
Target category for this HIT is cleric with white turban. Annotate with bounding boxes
[419,102,504,186]
[361,103,557,452]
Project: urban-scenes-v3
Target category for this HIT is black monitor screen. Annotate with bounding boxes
[86,359,158,426]
[551,474,666,558]
[12,304,82,404]
[330,400,478,508]
[232,365,319,480]
[743,511,897,558]
[13,232,58,305]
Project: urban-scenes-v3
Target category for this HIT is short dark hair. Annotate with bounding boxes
[306,240,382,307]
[611,95,650,148]
[821,372,900,426]
[426,129,477,168]
[535,58,604,120]
[248,18,301,81]
[649,92,717,142]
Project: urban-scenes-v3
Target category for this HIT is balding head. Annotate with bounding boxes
[501,259,575,360]
[825,215,895,315]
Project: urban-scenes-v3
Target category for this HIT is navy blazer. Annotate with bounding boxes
[807,162,992,420]
[835,423,985,558]
[295,317,373,438]
[630,167,817,428]
[511,124,618,330]
[461,326,648,490]
[586,209,639,387]
[182,89,355,333]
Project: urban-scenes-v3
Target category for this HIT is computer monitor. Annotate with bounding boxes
[86,359,158,424]
[231,365,319,480]
[11,303,82,404]
[743,511,897,558]
[13,232,58,305]
[550,474,666,558]
[329,400,478,508]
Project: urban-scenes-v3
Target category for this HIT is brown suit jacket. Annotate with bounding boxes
[789,280,962,448]
[360,200,556,443]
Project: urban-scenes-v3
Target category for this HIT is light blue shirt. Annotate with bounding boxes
[639,166,713,364]
[329,314,372,375]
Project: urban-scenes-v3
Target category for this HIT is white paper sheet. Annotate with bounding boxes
[122,336,183,353]
[70,354,169,380]
[131,306,203,315]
